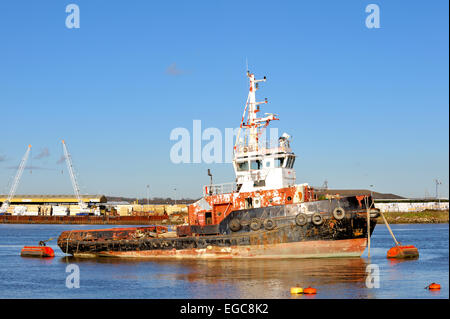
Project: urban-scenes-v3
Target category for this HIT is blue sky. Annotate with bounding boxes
[0,0,448,199]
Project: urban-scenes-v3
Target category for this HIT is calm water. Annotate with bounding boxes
[0,223,447,299]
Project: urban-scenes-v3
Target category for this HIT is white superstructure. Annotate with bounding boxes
[232,71,297,193]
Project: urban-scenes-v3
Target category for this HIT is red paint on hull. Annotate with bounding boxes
[20,246,55,258]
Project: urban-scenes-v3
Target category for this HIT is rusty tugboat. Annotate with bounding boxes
[58,70,380,259]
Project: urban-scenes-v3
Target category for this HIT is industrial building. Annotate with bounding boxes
[0,194,107,205]
[0,194,188,218]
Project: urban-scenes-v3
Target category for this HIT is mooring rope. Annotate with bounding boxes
[66,230,73,254]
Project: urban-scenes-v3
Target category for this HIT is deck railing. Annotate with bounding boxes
[204,182,237,196]
[234,140,291,156]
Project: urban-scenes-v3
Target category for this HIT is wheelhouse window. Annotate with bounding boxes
[250,160,262,170]
[275,157,285,168]
[237,161,249,171]
[286,156,295,168]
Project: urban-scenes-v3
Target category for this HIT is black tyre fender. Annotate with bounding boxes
[332,207,346,220]
[295,213,308,226]
[263,218,276,230]
[311,213,323,226]
[250,218,262,231]
[370,208,380,218]
[240,219,250,226]
[229,218,241,232]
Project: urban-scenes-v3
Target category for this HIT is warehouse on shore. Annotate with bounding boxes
[0,194,187,218]
[0,194,107,216]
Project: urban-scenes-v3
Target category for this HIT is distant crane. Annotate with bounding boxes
[0,145,32,214]
[61,140,93,215]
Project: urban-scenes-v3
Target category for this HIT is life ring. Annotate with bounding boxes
[250,218,262,231]
[263,218,276,230]
[229,218,241,232]
[295,213,308,226]
[311,213,323,226]
[332,207,345,220]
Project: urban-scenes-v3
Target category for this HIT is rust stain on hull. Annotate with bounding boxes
[57,196,378,260]
[75,238,367,259]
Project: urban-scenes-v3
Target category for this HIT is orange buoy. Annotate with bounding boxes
[303,286,317,294]
[387,245,419,259]
[20,246,55,258]
[427,283,441,290]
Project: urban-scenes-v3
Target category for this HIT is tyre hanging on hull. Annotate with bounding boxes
[332,207,346,220]
[250,218,262,231]
[295,213,308,226]
[311,213,323,226]
[263,218,276,230]
[229,218,241,232]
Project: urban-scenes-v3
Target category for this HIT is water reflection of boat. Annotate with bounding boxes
[167,258,369,285]
[60,256,372,298]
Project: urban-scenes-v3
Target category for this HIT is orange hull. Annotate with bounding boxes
[20,246,55,258]
[386,245,419,259]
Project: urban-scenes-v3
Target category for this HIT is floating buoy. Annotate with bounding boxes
[426,283,441,290]
[380,211,419,260]
[20,246,55,258]
[387,245,419,259]
[303,286,317,294]
[290,286,303,294]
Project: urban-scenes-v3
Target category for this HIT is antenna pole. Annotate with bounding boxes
[435,179,442,207]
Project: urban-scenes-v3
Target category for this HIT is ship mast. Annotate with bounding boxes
[235,71,278,154]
